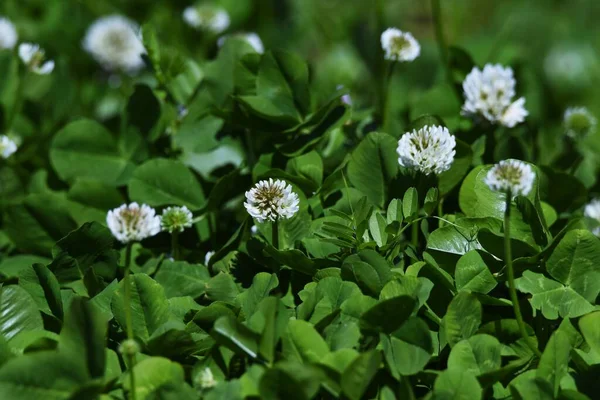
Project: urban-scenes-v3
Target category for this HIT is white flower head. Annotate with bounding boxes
[462,64,528,128]
[118,339,140,356]
[380,28,420,62]
[217,32,264,53]
[83,15,146,73]
[564,107,596,139]
[485,159,535,197]
[18,43,54,75]
[183,5,230,34]
[397,125,456,175]
[244,179,300,223]
[0,17,18,50]
[204,251,215,265]
[0,135,17,159]
[106,203,161,243]
[197,367,217,389]
[161,206,193,233]
[584,199,600,237]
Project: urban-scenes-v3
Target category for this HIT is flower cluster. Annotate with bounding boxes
[564,107,596,139]
[183,4,230,34]
[83,15,146,73]
[0,135,17,159]
[106,203,161,243]
[217,32,264,53]
[0,17,17,50]
[161,206,193,233]
[380,28,420,62]
[396,125,456,176]
[197,367,217,389]
[19,43,54,75]
[485,159,535,197]
[244,179,300,223]
[462,64,528,128]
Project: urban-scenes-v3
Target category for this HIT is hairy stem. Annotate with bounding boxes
[504,192,542,357]
[272,220,279,250]
[123,243,137,400]
[431,0,461,100]
[171,231,180,261]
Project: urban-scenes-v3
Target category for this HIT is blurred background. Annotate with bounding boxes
[2,0,600,173]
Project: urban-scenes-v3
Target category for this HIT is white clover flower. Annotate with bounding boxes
[244,179,300,223]
[380,28,420,62]
[204,251,215,265]
[197,367,217,389]
[217,32,264,53]
[0,17,18,50]
[485,159,535,197]
[0,135,17,159]
[250,225,258,235]
[584,199,600,237]
[83,15,146,73]
[564,107,596,139]
[18,43,54,75]
[106,203,161,243]
[396,125,456,175]
[183,5,230,34]
[462,64,528,128]
[118,339,140,356]
[161,206,193,233]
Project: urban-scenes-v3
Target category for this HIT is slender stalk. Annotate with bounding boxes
[437,199,444,228]
[272,220,279,250]
[504,192,542,357]
[7,72,26,131]
[123,243,137,400]
[244,129,256,167]
[411,222,419,247]
[382,62,397,132]
[431,0,461,101]
[171,231,180,261]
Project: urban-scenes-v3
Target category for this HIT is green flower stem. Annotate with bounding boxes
[437,199,445,228]
[383,61,397,132]
[171,231,180,261]
[504,192,542,357]
[272,220,279,250]
[431,0,461,101]
[123,243,137,400]
[411,221,419,248]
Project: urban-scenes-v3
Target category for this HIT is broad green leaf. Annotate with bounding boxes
[59,297,107,379]
[0,255,50,279]
[447,334,502,376]
[283,320,330,364]
[128,158,206,210]
[259,361,321,400]
[537,331,571,397]
[579,311,600,356]
[122,357,185,400]
[382,317,433,377]
[386,199,403,225]
[360,296,416,334]
[111,274,172,342]
[368,212,387,247]
[50,119,134,185]
[212,316,260,359]
[403,187,419,222]
[154,260,210,299]
[0,285,43,340]
[18,263,63,320]
[341,350,382,400]
[454,251,497,294]
[347,132,399,208]
[441,292,482,347]
[237,273,279,319]
[431,369,483,400]
[341,250,392,296]
[514,270,595,319]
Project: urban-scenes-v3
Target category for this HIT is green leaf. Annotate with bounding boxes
[386,199,403,225]
[0,285,43,340]
[0,352,89,400]
[402,187,419,222]
[424,188,439,216]
[237,273,279,319]
[369,212,388,247]
[431,369,483,400]
[381,317,433,377]
[537,331,571,397]
[50,119,134,185]
[259,362,321,400]
[283,320,330,364]
[18,263,63,320]
[515,270,595,319]
[447,334,502,376]
[579,311,600,356]
[454,251,497,294]
[546,229,600,303]
[212,316,260,359]
[342,250,392,296]
[341,350,382,400]
[441,292,482,347]
[59,297,107,379]
[438,139,473,196]
[111,274,172,342]
[360,296,416,334]
[128,158,206,210]
[122,357,185,400]
[347,132,399,208]
[154,260,210,299]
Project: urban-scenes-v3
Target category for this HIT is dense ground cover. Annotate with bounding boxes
[1,0,600,399]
